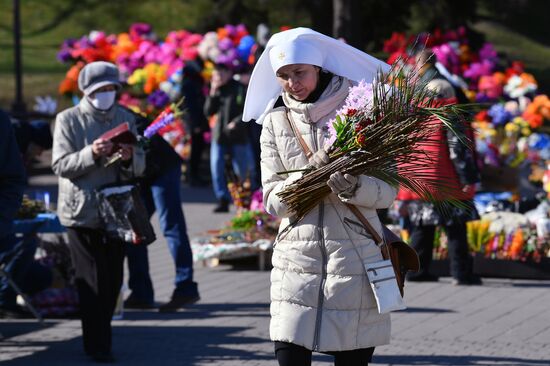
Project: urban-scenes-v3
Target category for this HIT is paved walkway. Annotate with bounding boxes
[1,172,550,365]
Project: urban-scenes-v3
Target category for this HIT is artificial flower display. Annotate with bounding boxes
[58,23,256,115]
[383,27,550,267]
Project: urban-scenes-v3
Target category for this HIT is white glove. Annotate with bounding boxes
[327,172,358,195]
[308,149,330,169]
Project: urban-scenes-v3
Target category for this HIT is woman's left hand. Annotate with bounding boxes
[118,144,133,161]
[327,172,358,195]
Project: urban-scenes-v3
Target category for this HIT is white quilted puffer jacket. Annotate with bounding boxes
[260,75,397,352]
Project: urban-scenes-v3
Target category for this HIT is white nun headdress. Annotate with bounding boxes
[243,27,390,124]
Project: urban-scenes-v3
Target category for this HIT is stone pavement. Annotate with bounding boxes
[1,173,550,365]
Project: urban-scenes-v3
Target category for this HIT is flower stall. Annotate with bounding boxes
[57,23,258,160]
[385,27,550,279]
[191,187,280,270]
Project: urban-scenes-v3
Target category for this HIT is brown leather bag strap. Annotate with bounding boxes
[286,109,313,159]
[345,203,391,259]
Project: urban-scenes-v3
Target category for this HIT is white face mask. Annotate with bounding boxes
[89,91,116,110]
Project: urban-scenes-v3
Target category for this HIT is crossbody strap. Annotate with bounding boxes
[345,203,390,259]
[285,108,389,259]
[286,109,313,159]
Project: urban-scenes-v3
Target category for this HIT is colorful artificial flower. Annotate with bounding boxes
[488,103,513,126]
[523,95,550,129]
[504,73,538,99]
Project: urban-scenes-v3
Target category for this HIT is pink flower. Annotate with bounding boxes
[433,43,461,75]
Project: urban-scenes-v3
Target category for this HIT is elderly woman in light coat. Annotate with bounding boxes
[52,61,145,363]
[243,28,397,366]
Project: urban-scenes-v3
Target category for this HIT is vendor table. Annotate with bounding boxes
[13,213,65,235]
[191,238,273,270]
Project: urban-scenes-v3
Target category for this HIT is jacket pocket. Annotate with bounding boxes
[61,185,91,221]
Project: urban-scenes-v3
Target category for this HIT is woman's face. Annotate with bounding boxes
[276,64,320,101]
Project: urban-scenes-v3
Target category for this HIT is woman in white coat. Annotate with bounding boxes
[243,28,398,366]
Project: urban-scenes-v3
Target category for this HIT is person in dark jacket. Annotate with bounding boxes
[124,110,200,312]
[181,59,209,186]
[0,109,30,317]
[204,63,256,212]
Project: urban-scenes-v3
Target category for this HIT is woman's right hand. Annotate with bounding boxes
[308,149,330,168]
[92,138,113,158]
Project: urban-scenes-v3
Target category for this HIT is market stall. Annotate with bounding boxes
[385,27,550,279]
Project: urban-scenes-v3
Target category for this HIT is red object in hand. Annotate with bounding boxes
[98,122,137,154]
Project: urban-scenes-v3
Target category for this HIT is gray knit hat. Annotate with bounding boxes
[78,61,121,96]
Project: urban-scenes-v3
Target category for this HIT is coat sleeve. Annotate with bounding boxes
[204,92,221,117]
[51,112,98,180]
[260,115,301,218]
[338,175,397,209]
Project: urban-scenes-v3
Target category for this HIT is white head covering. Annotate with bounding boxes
[243,27,390,123]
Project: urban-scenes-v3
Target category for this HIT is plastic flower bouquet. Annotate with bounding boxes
[143,99,191,160]
[277,63,478,222]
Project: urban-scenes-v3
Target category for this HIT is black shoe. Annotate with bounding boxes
[89,351,115,363]
[123,297,156,310]
[213,199,229,213]
[452,275,483,286]
[158,294,200,313]
[406,273,439,282]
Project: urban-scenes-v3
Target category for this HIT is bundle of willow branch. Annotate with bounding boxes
[277,62,480,223]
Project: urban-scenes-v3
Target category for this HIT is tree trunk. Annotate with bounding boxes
[332,0,359,47]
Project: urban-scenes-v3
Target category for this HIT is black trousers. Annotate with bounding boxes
[67,227,125,355]
[408,223,471,280]
[275,342,375,366]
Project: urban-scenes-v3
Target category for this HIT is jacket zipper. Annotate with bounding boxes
[311,123,328,351]
[313,202,327,351]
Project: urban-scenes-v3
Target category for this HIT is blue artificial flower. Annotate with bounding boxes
[487,103,512,126]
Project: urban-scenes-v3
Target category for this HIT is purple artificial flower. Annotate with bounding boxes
[57,49,72,63]
[144,112,175,138]
[130,23,152,38]
[218,38,233,52]
[61,38,76,49]
[475,93,493,103]
[464,60,494,81]
[147,90,170,109]
[478,43,497,62]
[224,24,236,37]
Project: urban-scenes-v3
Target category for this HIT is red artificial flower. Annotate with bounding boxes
[356,133,366,147]
[386,50,408,66]
[383,32,407,54]
[346,108,357,117]
[475,110,490,122]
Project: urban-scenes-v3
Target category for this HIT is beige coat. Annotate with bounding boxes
[260,75,397,352]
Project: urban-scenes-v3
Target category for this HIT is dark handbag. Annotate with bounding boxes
[285,108,419,295]
[96,183,156,246]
